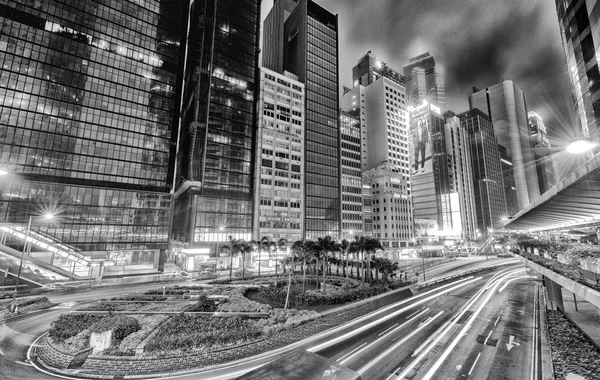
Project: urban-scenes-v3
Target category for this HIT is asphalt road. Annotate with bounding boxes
[0,258,525,380]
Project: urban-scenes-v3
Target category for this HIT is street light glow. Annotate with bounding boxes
[0,169,7,176]
[566,139,598,154]
[44,213,55,220]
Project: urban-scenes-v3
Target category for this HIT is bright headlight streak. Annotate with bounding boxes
[394,269,518,380]
[419,270,526,380]
[340,308,430,365]
[358,310,444,375]
[484,267,526,290]
[307,276,481,353]
[499,275,531,292]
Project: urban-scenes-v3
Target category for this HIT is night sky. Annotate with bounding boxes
[261,0,579,149]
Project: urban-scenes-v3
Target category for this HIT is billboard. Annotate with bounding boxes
[410,106,432,175]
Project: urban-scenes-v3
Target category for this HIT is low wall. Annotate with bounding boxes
[37,285,414,377]
[36,335,93,369]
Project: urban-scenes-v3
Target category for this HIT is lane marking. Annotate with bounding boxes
[407,308,422,319]
[338,342,368,362]
[468,352,482,376]
[494,316,500,326]
[378,323,399,337]
[483,330,493,346]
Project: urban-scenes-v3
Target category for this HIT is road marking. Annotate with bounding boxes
[468,352,482,375]
[378,323,399,337]
[506,335,521,351]
[494,315,500,326]
[407,308,422,319]
[338,342,368,362]
[483,330,493,346]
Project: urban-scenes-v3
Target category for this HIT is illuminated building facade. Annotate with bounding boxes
[263,0,341,239]
[554,0,600,141]
[253,69,305,243]
[352,51,405,87]
[528,111,557,195]
[172,0,261,261]
[469,80,540,211]
[0,0,187,271]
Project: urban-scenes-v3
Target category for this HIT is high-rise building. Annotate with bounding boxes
[172,0,261,263]
[460,109,508,231]
[340,110,363,240]
[444,113,478,240]
[352,51,405,88]
[409,103,477,240]
[403,52,445,108]
[469,80,540,210]
[263,0,341,239]
[253,69,305,243]
[528,111,557,195]
[499,145,519,217]
[363,161,413,250]
[0,0,187,274]
[342,72,414,247]
[554,0,600,141]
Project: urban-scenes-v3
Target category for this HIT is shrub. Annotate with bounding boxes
[185,295,217,312]
[89,315,140,341]
[218,292,271,313]
[48,314,103,343]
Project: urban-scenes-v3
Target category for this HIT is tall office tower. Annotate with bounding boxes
[460,109,508,232]
[253,69,305,243]
[172,0,261,262]
[341,85,368,171]
[0,0,187,274]
[352,51,405,87]
[499,145,519,217]
[363,162,413,249]
[340,110,363,240]
[263,0,340,239]
[410,102,476,240]
[444,113,478,240]
[469,80,540,210]
[554,0,600,141]
[403,52,445,108]
[528,111,557,194]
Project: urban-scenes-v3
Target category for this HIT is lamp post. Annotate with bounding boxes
[216,226,224,275]
[13,213,54,301]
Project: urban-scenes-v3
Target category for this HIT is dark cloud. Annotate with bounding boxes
[261,0,577,146]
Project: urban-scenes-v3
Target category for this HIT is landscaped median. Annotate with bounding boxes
[34,276,414,377]
[0,296,55,320]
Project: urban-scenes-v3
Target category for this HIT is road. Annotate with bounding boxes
[0,258,531,380]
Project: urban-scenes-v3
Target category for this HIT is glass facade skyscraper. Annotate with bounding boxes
[554,0,600,141]
[263,0,341,240]
[403,52,445,109]
[528,111,557,195]
[172,0,261,253]
[0,0,187,268]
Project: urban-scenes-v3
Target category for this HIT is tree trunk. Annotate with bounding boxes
[303,257,306,293]
[366,253,371,284]
[345,251,350,292]
[315,257,319,291]
[229,252,234,281]
[322,255,327,295]
[258,249,261,277]
[285,256,294,309]
[242,252,245,280]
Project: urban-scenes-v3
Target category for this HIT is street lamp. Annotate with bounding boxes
[13,213,54,301]
[566,139,599,154]
[0,169,7,176]
[216,226,225,275]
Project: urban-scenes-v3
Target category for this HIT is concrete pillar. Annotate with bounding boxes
[544,276,564,311]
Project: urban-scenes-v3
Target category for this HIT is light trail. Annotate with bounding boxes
[307,276,481,353]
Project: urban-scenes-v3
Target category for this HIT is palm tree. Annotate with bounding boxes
[309,236,341,294]
[221,236,251,281]
[350,236,384,285]
[379,258,399,284]
[340,239,355,292]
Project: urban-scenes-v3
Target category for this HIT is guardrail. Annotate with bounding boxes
[70,311,270,318]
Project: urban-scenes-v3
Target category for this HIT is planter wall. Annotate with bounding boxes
[36,336,93,369]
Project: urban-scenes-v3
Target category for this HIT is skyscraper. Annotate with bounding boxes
[460,109,508,231]
[469,80,540,210]
[0,0,187,273]
[340,110,363,240]
[554,0,600,141]
[172,0,261,261]
[263,0,341,239]
[403,52,445,108]
[254,69,305,243]
[528,111,557,195]
[352,51,405,88]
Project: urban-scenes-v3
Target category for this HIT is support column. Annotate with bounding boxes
[544,276,564,311]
